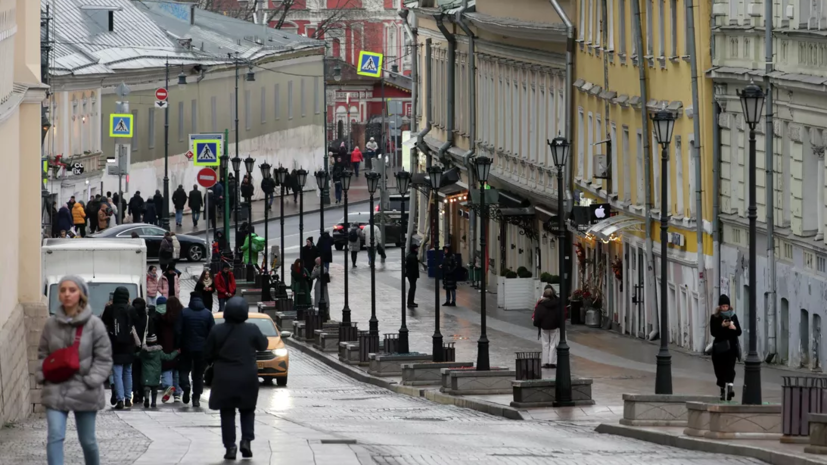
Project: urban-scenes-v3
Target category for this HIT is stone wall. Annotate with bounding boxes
[0,304,31,423]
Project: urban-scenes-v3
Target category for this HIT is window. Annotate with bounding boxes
[688,134,696,217]
[595,116,602,179]
[608,0,614,50]
[178,101,184,142]
[148,108,156,149]
[646,0,653,55]
[301,79,306,117]
[587,113,594,180]
[596,0,602,47]
[191,100,198,134]
[671,0,678,57]
[579,0,586,40]
[623,126,631,202]
[230,93,236,131]
[636,130,644,203]
[288,81,294,120]
[210,96,217,132]
[132,110,139,150]
[619,0,627,54]
[577,110,585,178]
[818,255,826,273]
[658,0,665,57]
[805,251,816,270]
[784,241,793,260]
[261,87,266,124]
[498,66,504,148]
[245,89,251,131]
[675,136,684,215]
[730,0,737,20]
[314,77,320,114]
[588,0,595,42]
[275,84,281,120]
[610,123,618,194]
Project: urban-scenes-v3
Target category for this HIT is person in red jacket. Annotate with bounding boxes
[215,261,236,313]
[350,146,363,177]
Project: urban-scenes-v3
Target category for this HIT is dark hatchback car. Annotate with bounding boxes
[332,212,409,250]
[89,223,208,262]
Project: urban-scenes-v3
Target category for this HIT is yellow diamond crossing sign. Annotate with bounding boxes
[357,51,383,78]
[193,139,221,166]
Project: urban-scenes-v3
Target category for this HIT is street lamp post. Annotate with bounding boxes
[296,168,308,311]
[162,58,171,231]
[231,155,243,277]
[428,166,445,362]
[315,169,330,321]
[473,157,493,371]
[652,107,676,395]
[244,156,256,281]
[340,169,354,329]
[548,136,574,406]
[366,172,381,337]
[395,169,412,354]
[738,81,766,405]
[260,162,274,302]
[276,166,288,286]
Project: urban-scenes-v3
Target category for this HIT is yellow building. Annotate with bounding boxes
[571,0,714,351]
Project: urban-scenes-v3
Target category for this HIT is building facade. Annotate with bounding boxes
[0,0,50,423]
[711,1,827,369]
[571,0,715,352]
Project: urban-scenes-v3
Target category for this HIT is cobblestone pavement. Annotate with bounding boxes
[0,351,765,465]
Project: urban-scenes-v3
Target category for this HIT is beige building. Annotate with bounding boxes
[0,0,50,423]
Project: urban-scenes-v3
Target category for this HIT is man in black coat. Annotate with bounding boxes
[129,191,145,223]
[153,190,164,225]
[101,286,137,409]
[188,184,203,228]
[206,190,217,230]
[300,238,320,277]
[405,245,420,308]
[130,297,155,404]
[172,185,188,228]
[261,176,276,211]
[175,292,214,407]
[533,288,561,369]
[317,232,334,272]
[86,196,101,234]
[205,297,267,460]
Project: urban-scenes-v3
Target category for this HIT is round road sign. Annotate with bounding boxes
[155,88,168,101]
[197,167,218,188]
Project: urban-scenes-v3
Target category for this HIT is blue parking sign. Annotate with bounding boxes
[193,139,220,166]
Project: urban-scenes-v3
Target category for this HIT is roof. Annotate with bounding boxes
[45,0,322,77]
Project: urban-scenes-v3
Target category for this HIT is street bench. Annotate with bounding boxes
[620,394,719,427]
[511,378,595,408]
[401,362,474,386]
[240,288,261,305]
[685,402,782,439]
[440,368,515,395]
[441,366,508,390]
[368,353,432,377]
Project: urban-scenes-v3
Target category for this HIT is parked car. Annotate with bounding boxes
[88,223,207,262]
[205,312,290,386]
[332,212,408,250]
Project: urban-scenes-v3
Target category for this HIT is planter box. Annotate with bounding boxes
[240,289,262,305]
[685,402,782,439]
[275,311,296,332]
[368,354,433,377]
[441,366,509,389]
[441,369,517,395]
[497,277,537,311]
[235,281,259,291]
[534,282,560,301]
[620,394,720,427]
[401,362,474,386]
[292,321,306,341]
[336,342,360,364]
[805,413,827,454]
[510,378,595,408]
[313,330,339,352]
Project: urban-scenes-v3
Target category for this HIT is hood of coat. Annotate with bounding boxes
[54,304,93,327]
[223,297,248,323]
[113,286,130,305]
[143,344,164,353]
[133,299,147,315]
[187,294,207,311]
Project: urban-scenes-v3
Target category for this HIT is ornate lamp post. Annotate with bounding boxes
[473,156,492,370]
[428,165,445,362]
[231,155,243,276]
[314,169,330,321]
[260,161,274,301]
[340,169,355,338]
[738,81,765,405]
[366,171,381,338]
[395,169,412,354]
[276,166,288,284]
[243,156,256,281]
[652,107,676,395]
[295,168,309,312]
[548,136,573,406]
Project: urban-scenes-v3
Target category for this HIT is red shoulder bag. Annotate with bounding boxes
[42,325,84,383]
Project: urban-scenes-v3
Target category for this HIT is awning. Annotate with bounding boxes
[586,215,645,242]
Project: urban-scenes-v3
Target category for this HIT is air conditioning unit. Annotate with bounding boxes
[711,3,727,17]
[747,3,762,17]
[785,4,795,19]
[593,154,609,179]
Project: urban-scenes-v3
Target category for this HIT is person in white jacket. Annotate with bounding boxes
[365,137,379,169]
[362,223,386,265]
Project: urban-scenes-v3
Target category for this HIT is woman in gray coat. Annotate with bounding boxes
[37,275,113,465]
[311,258,330,310]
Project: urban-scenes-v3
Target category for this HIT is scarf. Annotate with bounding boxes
[203,277,213,288]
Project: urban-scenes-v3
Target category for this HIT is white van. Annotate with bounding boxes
[42,239,147,316]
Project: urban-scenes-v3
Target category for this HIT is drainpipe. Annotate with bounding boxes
[400,9,420,255]
[686,0,709,352]
[418,38,435,254]
[547,0,574,185]
[435,15,456,164]
[456,1,477,284]
[630,0,657,341]
[764,0,777,363]
[711,101,721,342]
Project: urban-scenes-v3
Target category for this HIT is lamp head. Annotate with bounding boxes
[341,169,353,191]
[259,162,272,180]
[548,136,570,169]
[473,156,493,183]
[738,80,765,128]
[296,168,308,188]
[651,108,676,146]
[427,165,443,190]
[231,155,242,173]
[366,172,380,195]
[395,169,411,195]
[243,156,255,174]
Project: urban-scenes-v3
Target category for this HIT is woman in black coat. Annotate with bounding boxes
[194,269,216,311]
[710,294,742,401]
[205,297,268,460]
[440,246,458,306]
[317,232,334,271]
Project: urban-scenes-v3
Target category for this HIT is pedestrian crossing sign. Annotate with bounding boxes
[193,139,221,166]
[109,114,133,138]
[357,51,383,78]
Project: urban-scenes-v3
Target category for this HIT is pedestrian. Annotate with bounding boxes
[97,205,110,232]
[195,269,216,311]
[311,257,330,311]
[131,297,153,405]
[301,237,320,277]
[406,244,420,308]
[205,296,268,460]
[146,265,159,306]
[206,190,217,230]
[153,190,164,224]
[215,261,236,313]
[351,146,363,177]
[189,184,203,228]
[107,197,118,226]
[67,195,76,212]
[57,203,73,235]
[72,200,87,237]
[171,232,181,268]
[290,258,312,308]
[143,196,157,226]
[710,294,741,401]
[441,246,457,306]
[338,141,348,164]
[172,184,188,227]
[533,287,561,368]
[348,224,361,267]
[240,175,254,203]
[159,232,174,271]
[318,231,334,272]
[176,291,215,407]
[159,266,180,298]
[331,156,344,204]
[101,286,139,409]
[212,182,225,212]
[86,196,100,234]
[289,169,299,203]
[365,137,379,169]
[138,334,179,408]
[228,173,238,210]
[261,174,276,211]
[156,296,184,403]
[363,221,385,265]
[37,275,112,465]
[129,191,145,224]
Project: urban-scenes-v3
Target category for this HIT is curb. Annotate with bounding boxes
[284,337,526,421]
[595,423,821,465]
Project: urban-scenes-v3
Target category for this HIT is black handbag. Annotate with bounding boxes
[713,340,730,354]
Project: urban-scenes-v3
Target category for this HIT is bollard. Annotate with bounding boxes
[339,322,358,342]
[383,333,399,354]
[515,351,542,380]
[443,342,456,362]
[304,309,319,341]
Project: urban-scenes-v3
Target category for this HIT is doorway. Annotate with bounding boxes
[779,298,789,364]
[802,309,811,368]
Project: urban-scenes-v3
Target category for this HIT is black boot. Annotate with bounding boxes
[182,388,191,404]
[224,446,237,460]
[239,440,252,458]
[720,387,725,401]
[726,383,735,401]
[192,396,200,408]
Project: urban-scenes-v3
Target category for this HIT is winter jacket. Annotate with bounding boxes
[128,194,145,217]
[172,236,181,260]
[36,304,112,412]
[318,232,334,263]
[365,140,379,152]
[205,297,268,411]
[157,310,181,371]
[86,199,100,221]
[146,272,159,298]
[363,224,382,247]
[139,345,178,387]
[144,201,157,224]
[312,264,330,308]
[533,297,561,331]
[177,294,215,352]
[240,181,254,200]
[172,188,188,210]
[100,287,137,365]
[351,148,364,163]
[159,273,179,298]
[132,299,156,347]
[188,189,203,212]
[261,177,276,196]
[710,313,743,358]
[338,145,348,160]
[97,208,110,230]
[291,266,312,307]
[57,206,73,232]
[212,183,224,202]
[405,251,420,279]
[194,279,215,311]
[442,254,458,290]
[300,244,320,274]
[215,271,236,300]
[331,162,345,182]
[348,227,362,252]
[153,192,164,216]
[72,202,86,225]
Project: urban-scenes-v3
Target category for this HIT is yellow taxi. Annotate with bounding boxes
[211,311,290,386]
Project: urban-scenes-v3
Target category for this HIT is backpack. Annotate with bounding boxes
[113,307,133,344]
[348,228,359,242]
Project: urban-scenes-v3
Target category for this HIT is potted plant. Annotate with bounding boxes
[499,266,536,311]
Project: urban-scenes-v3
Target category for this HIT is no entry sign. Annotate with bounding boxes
[197,167,218,188]
[155,88,168,101]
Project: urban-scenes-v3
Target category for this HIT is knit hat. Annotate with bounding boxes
[155,296,168,315]
[58,275,89,300]
[145,334,157,344]
[718,294,731,307]
[156,296,167,306]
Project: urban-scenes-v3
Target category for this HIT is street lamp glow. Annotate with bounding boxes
[652,109,676,147]
[549,136,569,169]
[739,81,765,129]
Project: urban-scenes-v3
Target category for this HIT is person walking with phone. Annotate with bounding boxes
[37,276,112,465]
[710,294,742,401]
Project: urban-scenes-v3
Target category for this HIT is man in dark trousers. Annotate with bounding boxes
[86,195,101,234]
[188,184,203,228]
[176,291,215,407]
[153,190,164,225]
[406,245,420,308]
[129,191,145,223]
[172,185,188,228]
